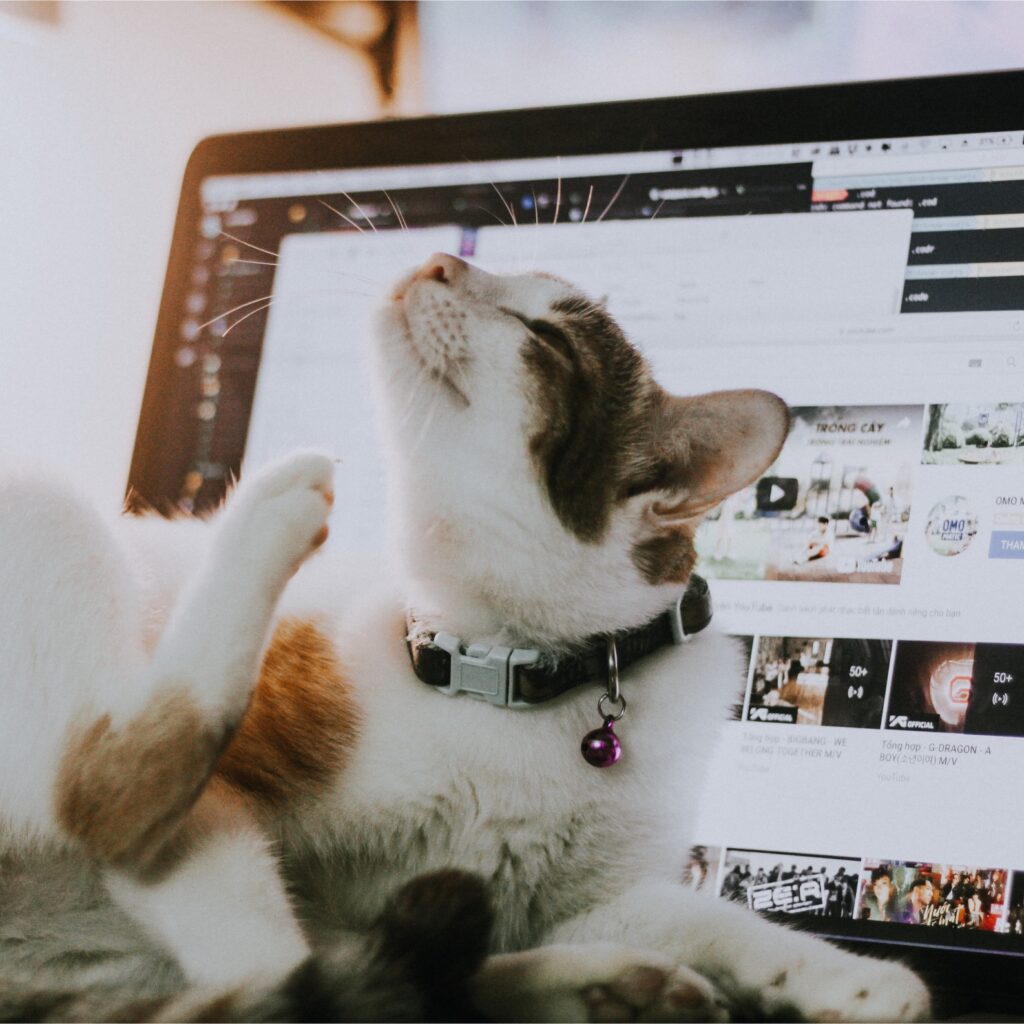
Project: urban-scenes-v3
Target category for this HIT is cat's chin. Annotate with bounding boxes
[372,302,424,386]
[375,300,411,348]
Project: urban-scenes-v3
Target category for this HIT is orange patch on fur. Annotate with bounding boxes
[216,616,359,806]
[55,690,222,869]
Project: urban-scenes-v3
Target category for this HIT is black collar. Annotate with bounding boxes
[405,573,712,709]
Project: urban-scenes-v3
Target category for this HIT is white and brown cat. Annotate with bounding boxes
[0,253,930,1021]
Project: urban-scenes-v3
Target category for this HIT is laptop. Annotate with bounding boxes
[129,70,1024,1015]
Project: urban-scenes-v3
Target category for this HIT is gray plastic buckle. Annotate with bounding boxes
[433,633,541,707]
[668,592,692,644]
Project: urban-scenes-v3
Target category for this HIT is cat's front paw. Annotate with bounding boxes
[476,943,727,1023]
[582,958,729,1023]
[756,952,930,1023]
[221,451,335,585]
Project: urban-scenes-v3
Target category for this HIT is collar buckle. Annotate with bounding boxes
[668,591,692,644]
[433,632,541,707]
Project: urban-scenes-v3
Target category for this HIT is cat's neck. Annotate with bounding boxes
[396,502,681,654]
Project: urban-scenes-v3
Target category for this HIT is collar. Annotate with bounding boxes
[405,573,711,709]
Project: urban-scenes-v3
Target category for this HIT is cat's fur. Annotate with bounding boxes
[0,253,931,1021]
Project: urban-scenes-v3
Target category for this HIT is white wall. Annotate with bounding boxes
[420,1,1024,113]
[0,0,383,507]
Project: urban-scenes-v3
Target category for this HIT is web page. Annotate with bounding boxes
[687,321,1024,950]
[183,127,1024,952]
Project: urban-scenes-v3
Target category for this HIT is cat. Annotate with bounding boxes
[0,252,931,1022]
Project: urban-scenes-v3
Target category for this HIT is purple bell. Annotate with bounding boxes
[581,717,621,767]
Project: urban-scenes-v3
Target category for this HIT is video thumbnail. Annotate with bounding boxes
[720,849,860,918]
[697,405,922,585]
[747,636,891,728]
[729,635,755,721]
[682,844,721,892]
[886,640,1024,737]
[858,860,1007,930]
[1001,872,1024,936]
[923,403,1024,465]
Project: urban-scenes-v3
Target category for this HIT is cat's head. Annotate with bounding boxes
[373,253,787,647]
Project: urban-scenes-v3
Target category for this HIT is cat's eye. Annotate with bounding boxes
[500,305,575,364]
[529,320,574,362]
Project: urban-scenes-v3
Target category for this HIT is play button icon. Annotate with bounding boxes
[756,476,798,512]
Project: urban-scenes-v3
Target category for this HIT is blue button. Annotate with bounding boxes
[989,531,1024,558]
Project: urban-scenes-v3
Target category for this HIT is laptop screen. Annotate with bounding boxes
[136,108,1024,961]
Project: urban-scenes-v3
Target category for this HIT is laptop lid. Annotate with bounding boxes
[129,70,1024,1014]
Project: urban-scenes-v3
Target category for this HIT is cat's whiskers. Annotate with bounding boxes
[552,164,562,226]
[445,354,472,398]
[197,294,275,332]
[397,383,427,431]
[219,231,280,259]
[580,184,595,225]
[223,300,274,336]
[488,180,528,268]
[398,346,470,450]
[473,205,512,228]
[410,384,445,457]
[490,182,518,228]
[338,191,379,234]
[383,191,409,232]
[318,198,366,234]
[390,351,437,433]
[201,288,377,333]
[527,188,542,268]
[596,175,630,223]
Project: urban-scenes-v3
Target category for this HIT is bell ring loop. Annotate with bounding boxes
[598,690,627,722]
[605,638,621,704]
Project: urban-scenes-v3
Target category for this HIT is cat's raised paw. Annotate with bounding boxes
[244,450,336,505]
[221,451,336,583]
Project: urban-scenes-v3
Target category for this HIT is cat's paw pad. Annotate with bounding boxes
[476,944,727,1024]
[583,963,727,1023]
[763,955,930,1022]
[224,451,336,578]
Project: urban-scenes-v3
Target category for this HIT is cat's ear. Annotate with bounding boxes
[633,389,789,521]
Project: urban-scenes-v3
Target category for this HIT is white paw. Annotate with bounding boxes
[222,451,335,584]
[583,961,728,1023]
[479,943,726,1023]
[758,952,931,1022]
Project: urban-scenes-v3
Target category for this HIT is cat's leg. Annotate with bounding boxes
[91,453,337,985]
[46,453,334,871]
[540,881,931,1023]
[0,454,333,985]
[104,778,310,987]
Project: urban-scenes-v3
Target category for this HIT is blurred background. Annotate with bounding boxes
[2,0,1023,506]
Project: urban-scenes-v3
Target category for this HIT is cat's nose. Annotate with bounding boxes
[413,253,467,285]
